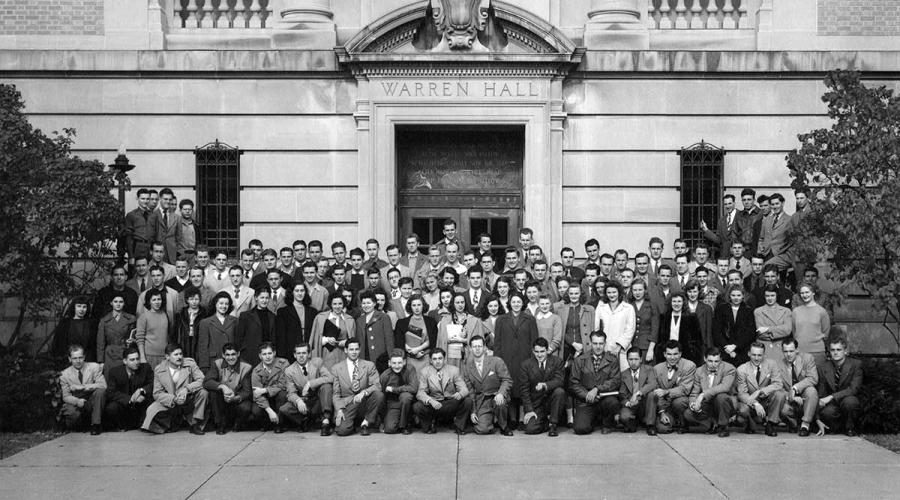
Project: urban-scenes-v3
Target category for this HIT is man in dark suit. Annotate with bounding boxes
[520,337,566,436]
[817,337,863,436]
[463,336,513,435]
[147,188,179,264]
[464,267,489,316]
[713,285,756,366]
[619,347,657,434]
[648,340,696,434]
[203,343,252,434]
[332,339,383,436]
[683,347,736,437]
[380,349,418,435]
[570,331,621,435]
[700,194,748,259]
[104,346,153,431]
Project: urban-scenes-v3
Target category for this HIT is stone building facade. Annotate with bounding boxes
[1,0,899,352]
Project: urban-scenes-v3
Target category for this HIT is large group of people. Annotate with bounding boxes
[51,186,863,438]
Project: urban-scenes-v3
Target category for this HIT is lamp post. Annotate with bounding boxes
[109,144,135,213]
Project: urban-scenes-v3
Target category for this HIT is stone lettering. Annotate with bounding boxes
[378,80,541,99]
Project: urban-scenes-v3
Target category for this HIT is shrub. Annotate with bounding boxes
[858,357,900,434]
[0,336,60,432]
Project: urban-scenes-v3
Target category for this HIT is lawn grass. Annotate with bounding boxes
[865,434,900,454]
[0,431,66,460]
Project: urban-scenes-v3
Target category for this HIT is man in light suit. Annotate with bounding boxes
[736,342,785,436]
[463,336,513,435]
[204,250,232,293]
[520,337,566,436]
[683,347,736,437]
[817,337,863,436]
[299,261,328,312]
[464,267,489,316]
[380,349,419,435]
[619,347,658,435]
[59,344,107,435]
[648,340,696,435]
[141,343,208,435]
[136,266,180,324]
[279,343,335,435]
[147,188,180,264]
[779,337,819,436]
[646,237,675,284]
[331,338,383,436]
[148,242,176,281]
[415,348,472,434]
[757,193,794,272]
[226,266,255,318]
[400,233,427,275]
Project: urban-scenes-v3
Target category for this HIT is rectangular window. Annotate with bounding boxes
[195,140,241,253]
[679,141,725,251]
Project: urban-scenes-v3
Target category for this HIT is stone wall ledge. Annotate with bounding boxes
[2,50,900,74]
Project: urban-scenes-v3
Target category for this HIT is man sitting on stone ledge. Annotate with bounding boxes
[59,344,107,436]
[141,343,208,435]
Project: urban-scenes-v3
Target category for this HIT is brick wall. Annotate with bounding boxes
[0,0,104,36]
[818,0,900,36]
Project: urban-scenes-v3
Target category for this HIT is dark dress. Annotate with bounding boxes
[492,312,539,399]
[51,318,96,365]
[173,306,207,360]
[656,312,704,364]
[235,308,277,364]
[713,303,757,366]
[273,304,316,361]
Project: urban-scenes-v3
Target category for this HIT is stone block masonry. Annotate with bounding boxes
[0,0,104,36]
[818,0,900,36]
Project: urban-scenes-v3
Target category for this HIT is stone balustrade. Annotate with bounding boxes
[174,0,273,29]
[648,0,751,30]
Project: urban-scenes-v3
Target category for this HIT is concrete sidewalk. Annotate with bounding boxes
[2,430,898,499]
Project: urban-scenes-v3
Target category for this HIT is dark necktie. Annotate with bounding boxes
[773,214,780,226]
[163,211,168,228]
[791,363,798,385]
[736,260,741,270]
[302,364,308,376]
[78,369,83,384]
[140,278,146,292]
[755,366,761,385]
[834,363,842,387]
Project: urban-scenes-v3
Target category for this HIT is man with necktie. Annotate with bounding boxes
[279,343,335,435]
[463,336,513,435]
[648,341,696,435]
[683,347,736,437]
[778,337,819,436]
[414,348,471,434]
[817,337,862,436]
[619,347,658,434]
[736,342,785,436]
[59,344,107,435]
[520,337,566,436]
[331,338,383,436]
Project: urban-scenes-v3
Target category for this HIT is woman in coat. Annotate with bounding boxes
[754,285,794,362]
[235,287,277,365]
[493,292,539,426]
[273,283,316,360]
[683,280,714,355]
[478,295,506,349]
[595,280,636,371]
[309,291,356,368]
[629,280,659,364]
[96,292,136,370]
[394,294,438,373]
[436,292,485,367]
[196,291,237,371]
[173,286,207,361]
[713,285,757,367]
[356,290,395,373]
[51,296,96,367]
[656,292,703,364]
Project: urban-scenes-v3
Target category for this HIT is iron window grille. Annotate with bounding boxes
[678,141,725,251]
[195,140,242,255]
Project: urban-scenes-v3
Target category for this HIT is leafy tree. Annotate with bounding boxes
[0,83,126,352]
[787,70,900,350]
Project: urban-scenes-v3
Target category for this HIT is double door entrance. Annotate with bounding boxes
[396,125,524,269]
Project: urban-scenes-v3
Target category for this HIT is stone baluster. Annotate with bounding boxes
[658,0,673,29]
[233,0,246,28]
[248,0,263,28]
[722,0,736,28]
[737,0,749,28]
[185,0,200,28]
[690,0,704,28]
[648,0,658,29]
[674,0,687,28]
[705,0,720,29]
[199,0,215,28]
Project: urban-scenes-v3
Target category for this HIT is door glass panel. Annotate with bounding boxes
[490,218,509,246]
[411,218,431,254]
[470,218,489,246]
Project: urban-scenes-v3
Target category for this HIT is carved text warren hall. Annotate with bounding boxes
[378,80,543,99]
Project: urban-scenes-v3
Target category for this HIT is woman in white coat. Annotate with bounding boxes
[594,280,636,371]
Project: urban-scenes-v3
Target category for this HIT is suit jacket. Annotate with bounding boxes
[379,364,419,398]
[713,303,757,366]
[356,310,395,367]
[227,285,255,317]
[273,304,316,361]
[196,314,237,370]
[687,301,714,353]
[202,358,252,402]
[817,358,863,403]
[235,308,276,364]
[464,288,490,317]
[493,313,539,398]
[174,217,201,259]
[389,298,409,320]
[757,211,794,260]
[703,209,748,259]
[331,358,381,411]
[250,271,294,296]
[754,304,794,357]
[519,356,565,413]
[631,300,660,351]
[306,283,329,312]
[648,284,673,315]
[400,253,427,274]
[736,359,784,404]
[250,358,290,408]
[123,207,152,259]
[142,358,205,428]
[283,358,333,404]
[60,362,107,405]
[416,363,468,404]
[106,363,154,407]
[557,303,595,359]
[147,208,180,264]
[462,355,511,399]
[652,358,696,399]
[570,351,621,402]
[204,268,231,294]
[779,352,818,393]
[690,361,736,400]
[619,365,658,402]
[656,312,703,364]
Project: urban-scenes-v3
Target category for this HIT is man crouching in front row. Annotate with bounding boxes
[141,343,208,435]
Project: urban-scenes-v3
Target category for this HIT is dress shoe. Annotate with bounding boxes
[500,427,514,437]
[765,422,777,437]
[705,425,718,435]
[744,423,755,435]
[274,426,285,434]
[517,422,526,431]
[189,424,205,436]
[320,424,334,437]
[717,426,730,438]
[216,426,227,436]
[90,425,102,436]
[798,426,810,437]
[401,427,411,435]
[548,424,558,437]
[360,425,370,436]
[646,426,657,436]
[424,425,437,434]
[600,427,612,435]
[846,428,858,437]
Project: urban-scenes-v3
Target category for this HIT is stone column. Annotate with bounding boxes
[270,0,336,48]
[584,0,649,49]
